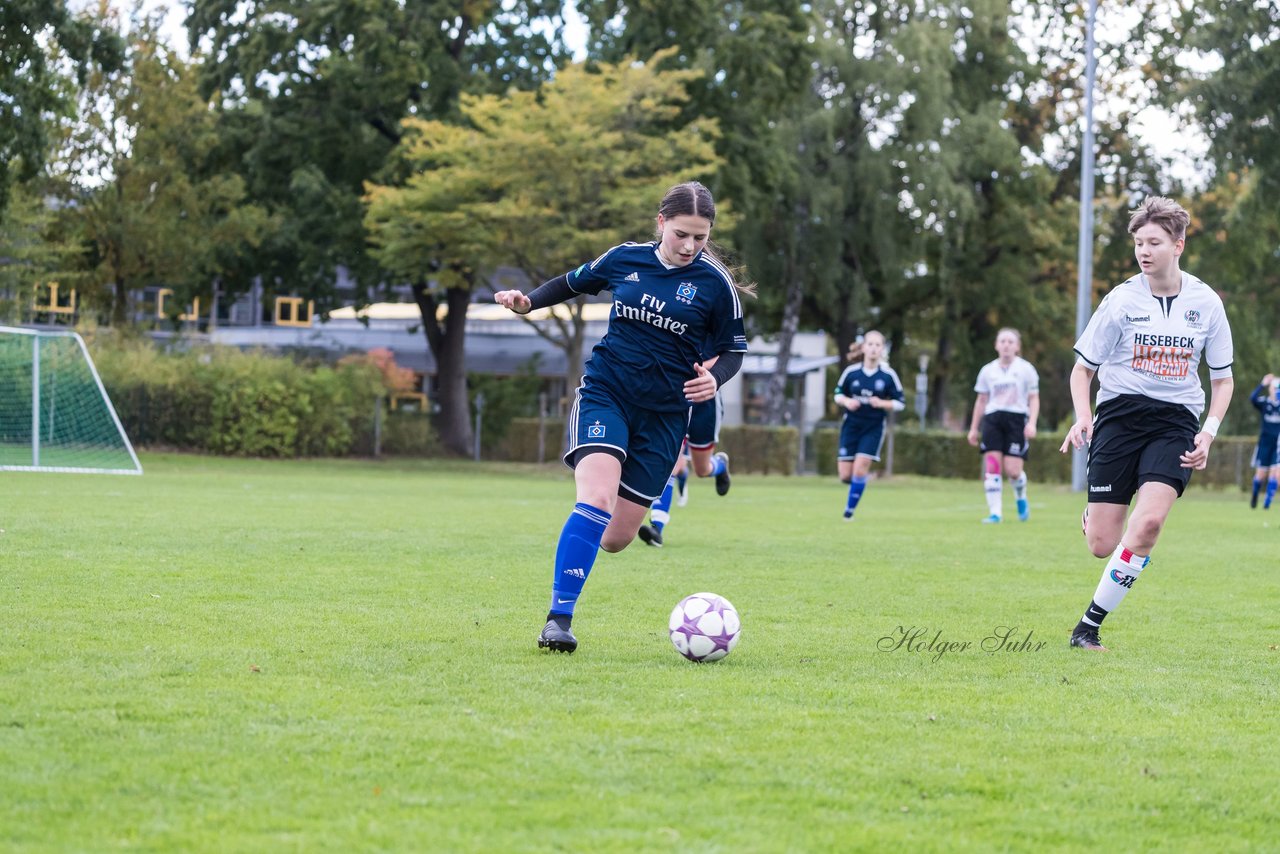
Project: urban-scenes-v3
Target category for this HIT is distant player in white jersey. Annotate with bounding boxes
[967,328,1040,523]
[1061,196,1234,652]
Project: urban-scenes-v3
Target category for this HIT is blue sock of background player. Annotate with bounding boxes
[708,455,726,478]
[844,476,867,518]
[650,477,675,534]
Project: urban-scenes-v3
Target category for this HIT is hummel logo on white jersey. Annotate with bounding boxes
[564,567,585,579]
[624,272,640,282]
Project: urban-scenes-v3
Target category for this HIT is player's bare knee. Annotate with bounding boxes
[577,493,616,514]
[1088,537,1116,559]
[1127,514,1165,548]
[600,536,630,554]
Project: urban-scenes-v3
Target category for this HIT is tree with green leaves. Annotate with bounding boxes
[1179,174,1280,435]
[577,1,822,424]
[56,7,268,326]
[0,176,85,324]
[1145,0,1280,188]
[1141,0,1280,431]
[0,0,123,216]
[188,0,570,455]
[365,52,721,447]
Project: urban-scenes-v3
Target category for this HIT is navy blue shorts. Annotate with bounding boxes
[838,417,886,462]
[1253,434,1280,468]
[686,394,723,450]
[564,382,688,505]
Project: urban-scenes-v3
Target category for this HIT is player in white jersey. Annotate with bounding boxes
[967,328,1040,523]
[1060,197,1234,652]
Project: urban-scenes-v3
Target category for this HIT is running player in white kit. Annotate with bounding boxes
[967,329,1040,523]
[1060,196,1234,652]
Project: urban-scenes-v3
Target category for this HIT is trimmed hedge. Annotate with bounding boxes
[93,337,387,458]
[814,427,1256,489]
[718,425,799,475]
[380,411,441,457]
[501,419,801,475]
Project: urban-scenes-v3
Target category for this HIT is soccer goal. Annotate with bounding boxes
[0,326,142,475]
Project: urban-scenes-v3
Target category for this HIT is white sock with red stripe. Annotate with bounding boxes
[1084,543,1150,622]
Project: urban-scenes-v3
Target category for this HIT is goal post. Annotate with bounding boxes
[0,326,142,475]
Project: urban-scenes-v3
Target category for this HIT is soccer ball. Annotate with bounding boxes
[669,592,740,662]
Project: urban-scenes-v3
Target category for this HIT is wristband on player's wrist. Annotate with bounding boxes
[1202,415,1221,438]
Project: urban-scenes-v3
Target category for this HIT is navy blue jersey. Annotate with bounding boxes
[1251,384,1280,440]
[833,363,905,427]
[567,242,748,413]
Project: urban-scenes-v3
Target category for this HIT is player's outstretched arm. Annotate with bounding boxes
[496,273,578,316]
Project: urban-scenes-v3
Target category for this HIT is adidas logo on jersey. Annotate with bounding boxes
[624,272,640,282]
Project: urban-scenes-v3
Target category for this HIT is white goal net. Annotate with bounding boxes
[0,326,142,475]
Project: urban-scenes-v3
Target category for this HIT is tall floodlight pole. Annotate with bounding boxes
[1072,0,1099,492]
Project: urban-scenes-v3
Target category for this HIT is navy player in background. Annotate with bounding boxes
[1061,196,1233,652]
[638,360,732,548]
[686,393,732,495]
[494,182,752,653]
[966,328,1040,523]
[1248,374,1280,509]
[833,331,905,520]
[636,441,688,548]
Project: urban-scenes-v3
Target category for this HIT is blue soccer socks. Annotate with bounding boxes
[704,455,727,478]
[1267,478,1278,510]
[650,477,675,533]
[844,476,868,518]
[549,503,611,618]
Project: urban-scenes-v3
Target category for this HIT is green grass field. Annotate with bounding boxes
[3,455,1277,851]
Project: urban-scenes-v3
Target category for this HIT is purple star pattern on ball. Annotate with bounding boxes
[669,592,741,662]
